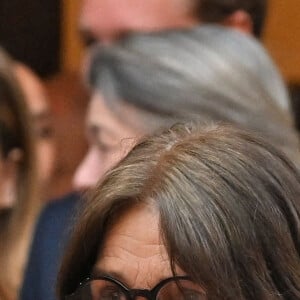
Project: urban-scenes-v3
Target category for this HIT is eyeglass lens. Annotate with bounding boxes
[157,280,205,300]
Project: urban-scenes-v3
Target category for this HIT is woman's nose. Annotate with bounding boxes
[72,146,104,191]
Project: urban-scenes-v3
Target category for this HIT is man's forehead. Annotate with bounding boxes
[79,0,198,43]
[80,0,191,18]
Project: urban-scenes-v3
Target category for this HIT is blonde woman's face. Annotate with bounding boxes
[73,92,141,190]
[14,64,55,188]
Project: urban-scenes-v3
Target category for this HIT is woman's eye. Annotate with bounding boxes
[40,126,54,139]
[97,142,111,154]
[100,288,124,300]
[182,290,205,300]
[34,125,54,139]
[97,141,120,155]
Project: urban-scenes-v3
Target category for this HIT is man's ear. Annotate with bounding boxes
[221,10,253,35]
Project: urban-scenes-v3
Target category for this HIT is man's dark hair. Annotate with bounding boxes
[196,0,268,37]
[289,83,300,132]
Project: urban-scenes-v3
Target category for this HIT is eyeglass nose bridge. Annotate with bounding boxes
[128,289,154,300]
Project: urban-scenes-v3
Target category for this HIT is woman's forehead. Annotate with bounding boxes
[104,203,159,243]
[92,203,190,289]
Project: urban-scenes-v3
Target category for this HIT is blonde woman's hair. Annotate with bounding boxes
[0,48,39,299]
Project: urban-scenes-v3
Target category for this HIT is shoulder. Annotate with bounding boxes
[41,192,80,220]
[20,192,81,300]
[27,192,82,267]
[35,192,81,239]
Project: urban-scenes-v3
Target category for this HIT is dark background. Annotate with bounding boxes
[0,0,61,77]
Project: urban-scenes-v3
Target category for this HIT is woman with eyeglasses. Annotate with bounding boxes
[58,123,300,300]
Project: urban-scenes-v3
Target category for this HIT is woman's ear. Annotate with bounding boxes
[0,148,23,209]
[222,10,253,36]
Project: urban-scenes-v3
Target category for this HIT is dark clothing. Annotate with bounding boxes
[20,192,80,300]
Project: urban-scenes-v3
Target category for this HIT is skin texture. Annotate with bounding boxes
[94,203,185,289]
[73,92,141,190]
[14,64,55,188]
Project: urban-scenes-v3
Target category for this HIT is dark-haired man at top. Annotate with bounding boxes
[21,1,268,299]
[79,0,266,48]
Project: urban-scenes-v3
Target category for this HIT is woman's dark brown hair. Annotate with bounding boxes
[58,123,300,299]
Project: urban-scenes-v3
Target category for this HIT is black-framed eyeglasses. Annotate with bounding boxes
[65,275,205,299]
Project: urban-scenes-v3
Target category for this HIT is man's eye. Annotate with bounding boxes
[79,29,97,47]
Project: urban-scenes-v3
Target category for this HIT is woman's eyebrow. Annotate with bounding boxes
[91,267,128,286]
